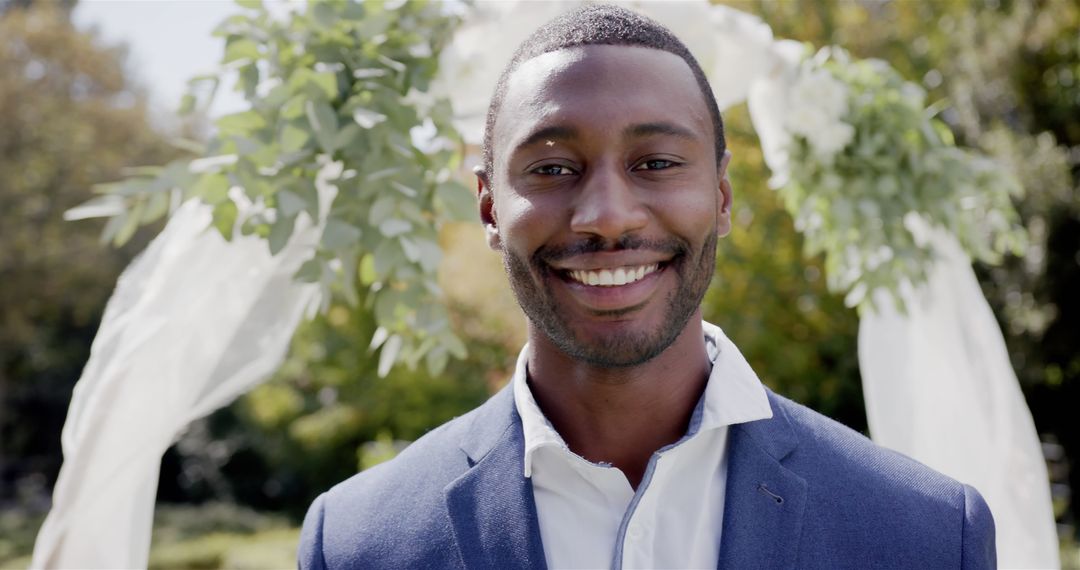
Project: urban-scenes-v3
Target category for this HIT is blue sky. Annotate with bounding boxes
[73,0,254,119]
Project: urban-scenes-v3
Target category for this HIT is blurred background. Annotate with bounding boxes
[1,0,1077,567]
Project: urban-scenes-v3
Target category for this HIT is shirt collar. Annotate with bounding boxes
[512,321,773,478]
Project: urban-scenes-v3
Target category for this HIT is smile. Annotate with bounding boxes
[567,264,660,287]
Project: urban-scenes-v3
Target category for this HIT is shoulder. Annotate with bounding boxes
[768,390,962,500]
[298,387,516,570]
[761,391,996,568]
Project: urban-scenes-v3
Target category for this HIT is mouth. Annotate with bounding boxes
[563,263,661,287]
[543,259,673,313]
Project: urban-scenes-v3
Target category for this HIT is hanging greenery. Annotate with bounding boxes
[67,0,475,376]
[762,47,1028,313]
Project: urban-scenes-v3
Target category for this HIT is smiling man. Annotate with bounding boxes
[299,5,995,569]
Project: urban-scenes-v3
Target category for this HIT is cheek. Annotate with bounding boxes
[650,187,718,237]
[497,193,565,252]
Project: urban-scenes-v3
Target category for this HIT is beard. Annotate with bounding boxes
[503,231,717,368]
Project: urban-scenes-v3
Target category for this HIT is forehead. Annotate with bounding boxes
[493,44,711,161]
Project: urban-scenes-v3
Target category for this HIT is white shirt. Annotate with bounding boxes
[513,321,773,570]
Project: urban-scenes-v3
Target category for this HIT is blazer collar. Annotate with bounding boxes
[717,390,808,569]
[445,386,547,569]
[446,386,808,570]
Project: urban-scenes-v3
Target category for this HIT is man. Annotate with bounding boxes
[299,5,995,569]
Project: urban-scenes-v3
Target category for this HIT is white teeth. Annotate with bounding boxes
[569,264,659,287]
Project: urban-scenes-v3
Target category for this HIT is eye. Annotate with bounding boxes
[633,158,680,171]
[531,164,577,176]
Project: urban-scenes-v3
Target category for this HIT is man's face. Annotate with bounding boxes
[481,44,732,368]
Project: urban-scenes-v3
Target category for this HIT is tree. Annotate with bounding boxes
[0,4,177,502]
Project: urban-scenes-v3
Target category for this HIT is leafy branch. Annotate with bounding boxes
[67,0,476,376]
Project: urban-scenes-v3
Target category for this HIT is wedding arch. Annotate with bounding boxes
[34,1,1057,568]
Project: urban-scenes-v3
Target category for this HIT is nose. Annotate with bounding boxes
[569,162,649,241]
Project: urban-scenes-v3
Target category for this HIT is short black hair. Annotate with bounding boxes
[480,3,725,182]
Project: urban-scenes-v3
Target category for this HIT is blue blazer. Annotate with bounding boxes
[299,386,995,569]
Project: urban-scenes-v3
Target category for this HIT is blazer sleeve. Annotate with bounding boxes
[961,484,997,570]
[298,493,330,570]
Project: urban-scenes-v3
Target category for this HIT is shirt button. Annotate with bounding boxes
[627,523,645,541]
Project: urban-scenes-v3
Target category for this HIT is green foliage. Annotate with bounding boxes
[71,0,476,376]
[780,48,1026,313]
[0,4,179,502]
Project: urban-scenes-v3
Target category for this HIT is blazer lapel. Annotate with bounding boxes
[718,392,808,570]
[444,387,547,570]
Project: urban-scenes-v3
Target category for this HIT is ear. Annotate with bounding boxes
[716,150,733,238]
[474,166,502,251]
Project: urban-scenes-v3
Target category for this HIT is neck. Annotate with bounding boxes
[525,314,711,488]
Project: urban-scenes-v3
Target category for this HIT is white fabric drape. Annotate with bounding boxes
[858,229,1060,569]
[31,181,332,568]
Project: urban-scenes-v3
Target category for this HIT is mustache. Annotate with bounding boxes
[533,234,687,265]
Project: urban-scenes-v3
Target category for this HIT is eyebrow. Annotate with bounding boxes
[515,125,579,152]
[511,121,698,155]
[623,122,698,141]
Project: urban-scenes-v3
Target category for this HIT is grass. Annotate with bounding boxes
[0,503,299,570]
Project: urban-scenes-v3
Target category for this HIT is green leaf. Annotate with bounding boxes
[216,110,266,136]
[141,192,170,223]
[333,123,362,150]
[280,123,311,152]
[321,219,362,249]
[415,238,441,273]
[288,68,338,101]
[377,334,402,377]
[311,71,339,100]
[399,236,420,262]
[378,218,411,237]
[369,326,390,351]
[306,100,339,153]
[390,181,418,198]
[64,195,124,221]
[438,180,477,222]
[100,212,126,245]
[373,289,401,326]
[193,173,230,205]
[277,189,306,217]
[443,332,467,359]
[368,195,396,225]
[340,254,360,307]
[282,95,307,119]
[372,239,401,276]
[359,254,377,285]
[425,345,449,377]
[212,201,239,240]
[294,258,322,283]
[113,200,144,246]
[224,38,260,63]
[268,213,296,255]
